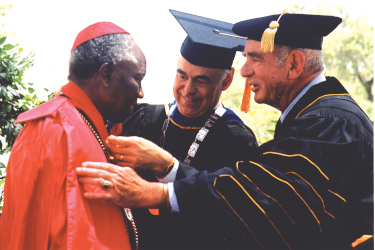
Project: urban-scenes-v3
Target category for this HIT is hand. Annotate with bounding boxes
[75,162,170,209]
[106,135,174,178]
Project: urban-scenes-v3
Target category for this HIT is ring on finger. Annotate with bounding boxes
[103,180,111,189]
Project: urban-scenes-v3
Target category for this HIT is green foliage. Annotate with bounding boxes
[0,36,41,153]
[222,4,373,145]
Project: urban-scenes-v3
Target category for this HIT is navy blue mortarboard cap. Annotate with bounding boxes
[170,9,246,69]
[232,13,342,51]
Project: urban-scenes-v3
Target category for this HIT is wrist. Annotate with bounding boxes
[154,155,175,178]
[161,183,171,210]
[149,183,170,209]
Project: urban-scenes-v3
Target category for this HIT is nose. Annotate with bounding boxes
[240,59,254,78]
[184,79,196,94]
[138,86,144,99]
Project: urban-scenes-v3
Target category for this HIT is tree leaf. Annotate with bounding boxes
[0,37,6,45]
[3,44,14,50]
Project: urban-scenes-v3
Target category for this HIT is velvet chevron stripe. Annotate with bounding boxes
[236,161,323,244]
[215,174,299,249]
[259,152,346,217]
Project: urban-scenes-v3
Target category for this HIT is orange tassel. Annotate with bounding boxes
[241,77,251,113]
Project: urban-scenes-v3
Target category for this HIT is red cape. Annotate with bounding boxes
[0,82,131,249]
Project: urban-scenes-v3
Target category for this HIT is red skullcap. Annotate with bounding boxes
[71,22,129,52]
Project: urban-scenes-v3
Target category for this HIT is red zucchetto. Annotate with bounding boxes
[71,21,129,52]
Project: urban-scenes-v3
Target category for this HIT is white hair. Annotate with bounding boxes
[274,45,325,75]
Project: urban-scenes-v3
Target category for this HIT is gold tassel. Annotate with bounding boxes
[260,11,287,53]
[241,77,251,113]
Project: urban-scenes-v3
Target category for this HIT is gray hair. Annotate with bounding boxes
[274,45,325,75]
[216,68,231,83]
[68,33,136,81]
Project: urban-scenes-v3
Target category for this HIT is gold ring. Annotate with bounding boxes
[103,180,111,189]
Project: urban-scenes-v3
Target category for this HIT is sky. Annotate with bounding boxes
[3,0,373,104]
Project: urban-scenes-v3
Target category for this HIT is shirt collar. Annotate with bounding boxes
[280,73,326,123]
[60,81,109,143]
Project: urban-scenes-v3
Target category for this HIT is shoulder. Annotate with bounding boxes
[216,120,258,148]
[15,96,70,124]
[219,107,255,138]
[125,104,166,123]
[120,103,167,137]
[301,95,373,134]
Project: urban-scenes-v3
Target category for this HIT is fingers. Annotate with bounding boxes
[110,153,131,162]
[83,192,113,200]
[80,162,116,172]
[78,176,113,189]
[76,165,113,180]
[106,135,133,148]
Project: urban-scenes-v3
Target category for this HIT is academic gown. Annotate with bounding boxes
[173,77,373,249]
[111,103,258,249]
[0,82,132,250]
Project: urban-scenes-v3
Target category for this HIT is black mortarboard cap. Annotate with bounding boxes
[232,13,342,51]
[170,9,246,69]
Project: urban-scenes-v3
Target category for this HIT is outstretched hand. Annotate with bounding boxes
[75,161,169,209]
[106,135,173,178]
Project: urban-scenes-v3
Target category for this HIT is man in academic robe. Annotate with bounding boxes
[76,12,373,249]
[0,22,146,249]
[104,10,258,249]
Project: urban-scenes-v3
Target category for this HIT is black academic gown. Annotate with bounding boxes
[173,77,373,249]
[114,103,258,249]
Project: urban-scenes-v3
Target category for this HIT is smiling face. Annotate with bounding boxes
[106,45,146,122]
[173,56,231,118]
[240,40,290,111]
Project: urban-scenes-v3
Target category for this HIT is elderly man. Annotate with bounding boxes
[76,13,373,249]
[0,22,145,249]
[105,10,258,249]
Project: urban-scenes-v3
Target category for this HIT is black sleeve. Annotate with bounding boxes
[174,115,373,249]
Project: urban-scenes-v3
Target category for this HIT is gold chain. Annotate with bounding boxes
[77,110,110,161]
[77,109,139,250]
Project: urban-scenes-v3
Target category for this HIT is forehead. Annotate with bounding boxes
[177,56,220,79]
[244,39,277,61]
[244,40,262,52]
[117,57,145,76]
[133,45,146,64]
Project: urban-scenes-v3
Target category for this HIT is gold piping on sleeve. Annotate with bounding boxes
[262,152,329,180]
[295,94,350,119]
[169,117,202,129]
[249,161,323,233]
[213,175,265,250]
[236,163,302,233]
[285,172,335,219]
[215,174,292,249]
[328,189,347,203]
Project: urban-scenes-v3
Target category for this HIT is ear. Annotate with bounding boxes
[288,50,305,80]
[222,68,235,91]
[98,62,113,87]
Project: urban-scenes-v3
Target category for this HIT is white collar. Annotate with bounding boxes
[280,73,326,123]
